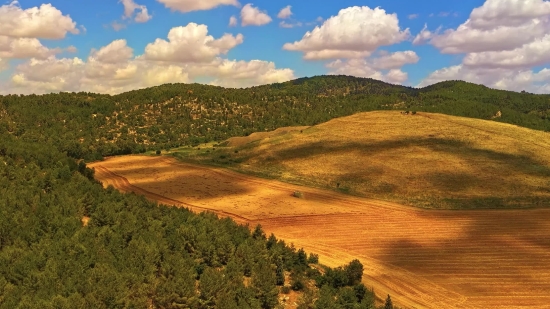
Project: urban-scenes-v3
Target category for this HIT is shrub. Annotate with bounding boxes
[291,279,304,291]
[293,191,304,198]
[155,150,161,155]
[281,286,291,294]
[307,253,319,264]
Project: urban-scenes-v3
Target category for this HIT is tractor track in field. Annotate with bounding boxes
[89,155,550,309]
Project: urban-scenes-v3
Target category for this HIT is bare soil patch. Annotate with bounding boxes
[89,155,550,309]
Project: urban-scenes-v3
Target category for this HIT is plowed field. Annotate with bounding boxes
[89,155,550,309]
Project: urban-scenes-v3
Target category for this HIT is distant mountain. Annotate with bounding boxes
[1,75,549,161]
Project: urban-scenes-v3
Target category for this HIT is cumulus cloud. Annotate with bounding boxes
[241,4,272,26]
[463,34,550,68]
[144,23,244,62]
[229,15,238,27]
[418,0,550,93]
[0,2,79,39]
[156,0,239,13]
[412,24,435,45]
[91,39,134,64]
[277,5,292,19]
[0,36,60,59]
[283,6,410,60]
[2,24,295,95]
[326,51,418,84]
[371,50,419,69]
[416,0,550,54]
[208,59,295,87]
[121,0,152,23]
[419,65,550,94]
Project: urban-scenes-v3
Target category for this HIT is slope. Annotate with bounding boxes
[1,75,549,162]
[178,111,550,209]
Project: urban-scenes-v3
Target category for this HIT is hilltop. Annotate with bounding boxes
[176,111,550,209]
[1,75,549,162]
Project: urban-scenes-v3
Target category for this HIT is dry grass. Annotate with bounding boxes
[199,111,550,209]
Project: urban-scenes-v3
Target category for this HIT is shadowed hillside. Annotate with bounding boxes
[1,75,549,162]
[176,111,550,209]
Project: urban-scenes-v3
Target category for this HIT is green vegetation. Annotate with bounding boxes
[1,75,547,306]
[1,75,549,162]
[0,131,388,308]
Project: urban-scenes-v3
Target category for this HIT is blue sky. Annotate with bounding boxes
[1,0,549,94]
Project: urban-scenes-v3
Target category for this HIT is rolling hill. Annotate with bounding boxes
[176,111,550,209]
[1,75,549,162]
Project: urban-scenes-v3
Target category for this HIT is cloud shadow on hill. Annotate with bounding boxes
[378,208,550,302]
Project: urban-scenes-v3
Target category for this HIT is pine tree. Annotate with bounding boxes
[384,294,393,309]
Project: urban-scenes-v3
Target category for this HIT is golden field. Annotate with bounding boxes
[206,111,550,209]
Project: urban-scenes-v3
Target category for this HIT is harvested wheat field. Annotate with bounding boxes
[90,155,550,309]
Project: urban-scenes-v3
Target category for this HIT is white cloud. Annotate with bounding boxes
[209,59,295,87]
[0,36,60,59]
[416,0,550,54]
[463,33,550,69]
[156,0,239,13]
[144,23,244,63]
[419,65,550,94]
[111,21,127,31]
[327,59,409,84]
[371,50,419,69]
[277,5,292,19]
[412,24,435,45]
[408,14,419,19]
[91,39,134,64]
[2,25,294,95]
[279,21,302,28]
[241,3,272,26]
[0,2,79,39]
[469,0,550,29]
[229,15,238,27]
[0,57,8,72]
[121,0,152,23]
[418,0,550,93]
[283,6,410,60]
[326,51,418,84]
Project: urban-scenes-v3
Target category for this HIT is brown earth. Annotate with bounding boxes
[89,155,550,309]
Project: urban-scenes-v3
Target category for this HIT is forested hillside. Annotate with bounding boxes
[0,131,380,308]
[1,75,549,161]
[1,75,548,307]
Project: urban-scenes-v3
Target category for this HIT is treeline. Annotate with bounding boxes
[0,131,391,308]
[1,75,549,161]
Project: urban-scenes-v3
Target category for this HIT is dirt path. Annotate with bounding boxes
[89,155,550,309]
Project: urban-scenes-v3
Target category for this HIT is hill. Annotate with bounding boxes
[1,75,549,162]
[175,111,550,209]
